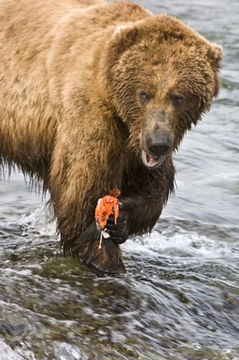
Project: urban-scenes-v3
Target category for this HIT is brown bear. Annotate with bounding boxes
[0,0,222,273]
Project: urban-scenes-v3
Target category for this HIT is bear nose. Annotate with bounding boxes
[146,134,170,157]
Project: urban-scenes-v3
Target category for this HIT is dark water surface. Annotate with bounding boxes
[0,0,239,359]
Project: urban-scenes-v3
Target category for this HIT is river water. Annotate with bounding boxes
[0,0,239,359]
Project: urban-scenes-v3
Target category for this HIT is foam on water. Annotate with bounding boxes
[18,205,57,239]
[0,341,36,360]
[0,340,23,360]
[123,222,238,261]
[15,206,239,267]
[54,343,88,360]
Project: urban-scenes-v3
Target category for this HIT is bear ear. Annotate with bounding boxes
[207,43,223,97]
[207,43,223,69]
[110,24,140,56]
[102,24,141,84]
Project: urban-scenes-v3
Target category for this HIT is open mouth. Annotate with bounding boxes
[141,150,166,169]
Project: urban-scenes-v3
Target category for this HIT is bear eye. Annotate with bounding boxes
[139,91,150,106]
[172,95,184,109]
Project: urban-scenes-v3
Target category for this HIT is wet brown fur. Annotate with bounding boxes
[0,0,222,271]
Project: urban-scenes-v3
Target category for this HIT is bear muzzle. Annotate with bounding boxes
[141,110,173,169]
[146,133,171,157]
[141,133,170,168]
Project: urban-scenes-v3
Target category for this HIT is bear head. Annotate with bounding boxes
[103,15,222,169]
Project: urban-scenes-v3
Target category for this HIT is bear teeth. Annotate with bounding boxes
[141,150,166,169]
[146,154,158,166]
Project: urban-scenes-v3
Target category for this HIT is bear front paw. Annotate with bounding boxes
[73,222,126,274]
[105,207,130,244]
